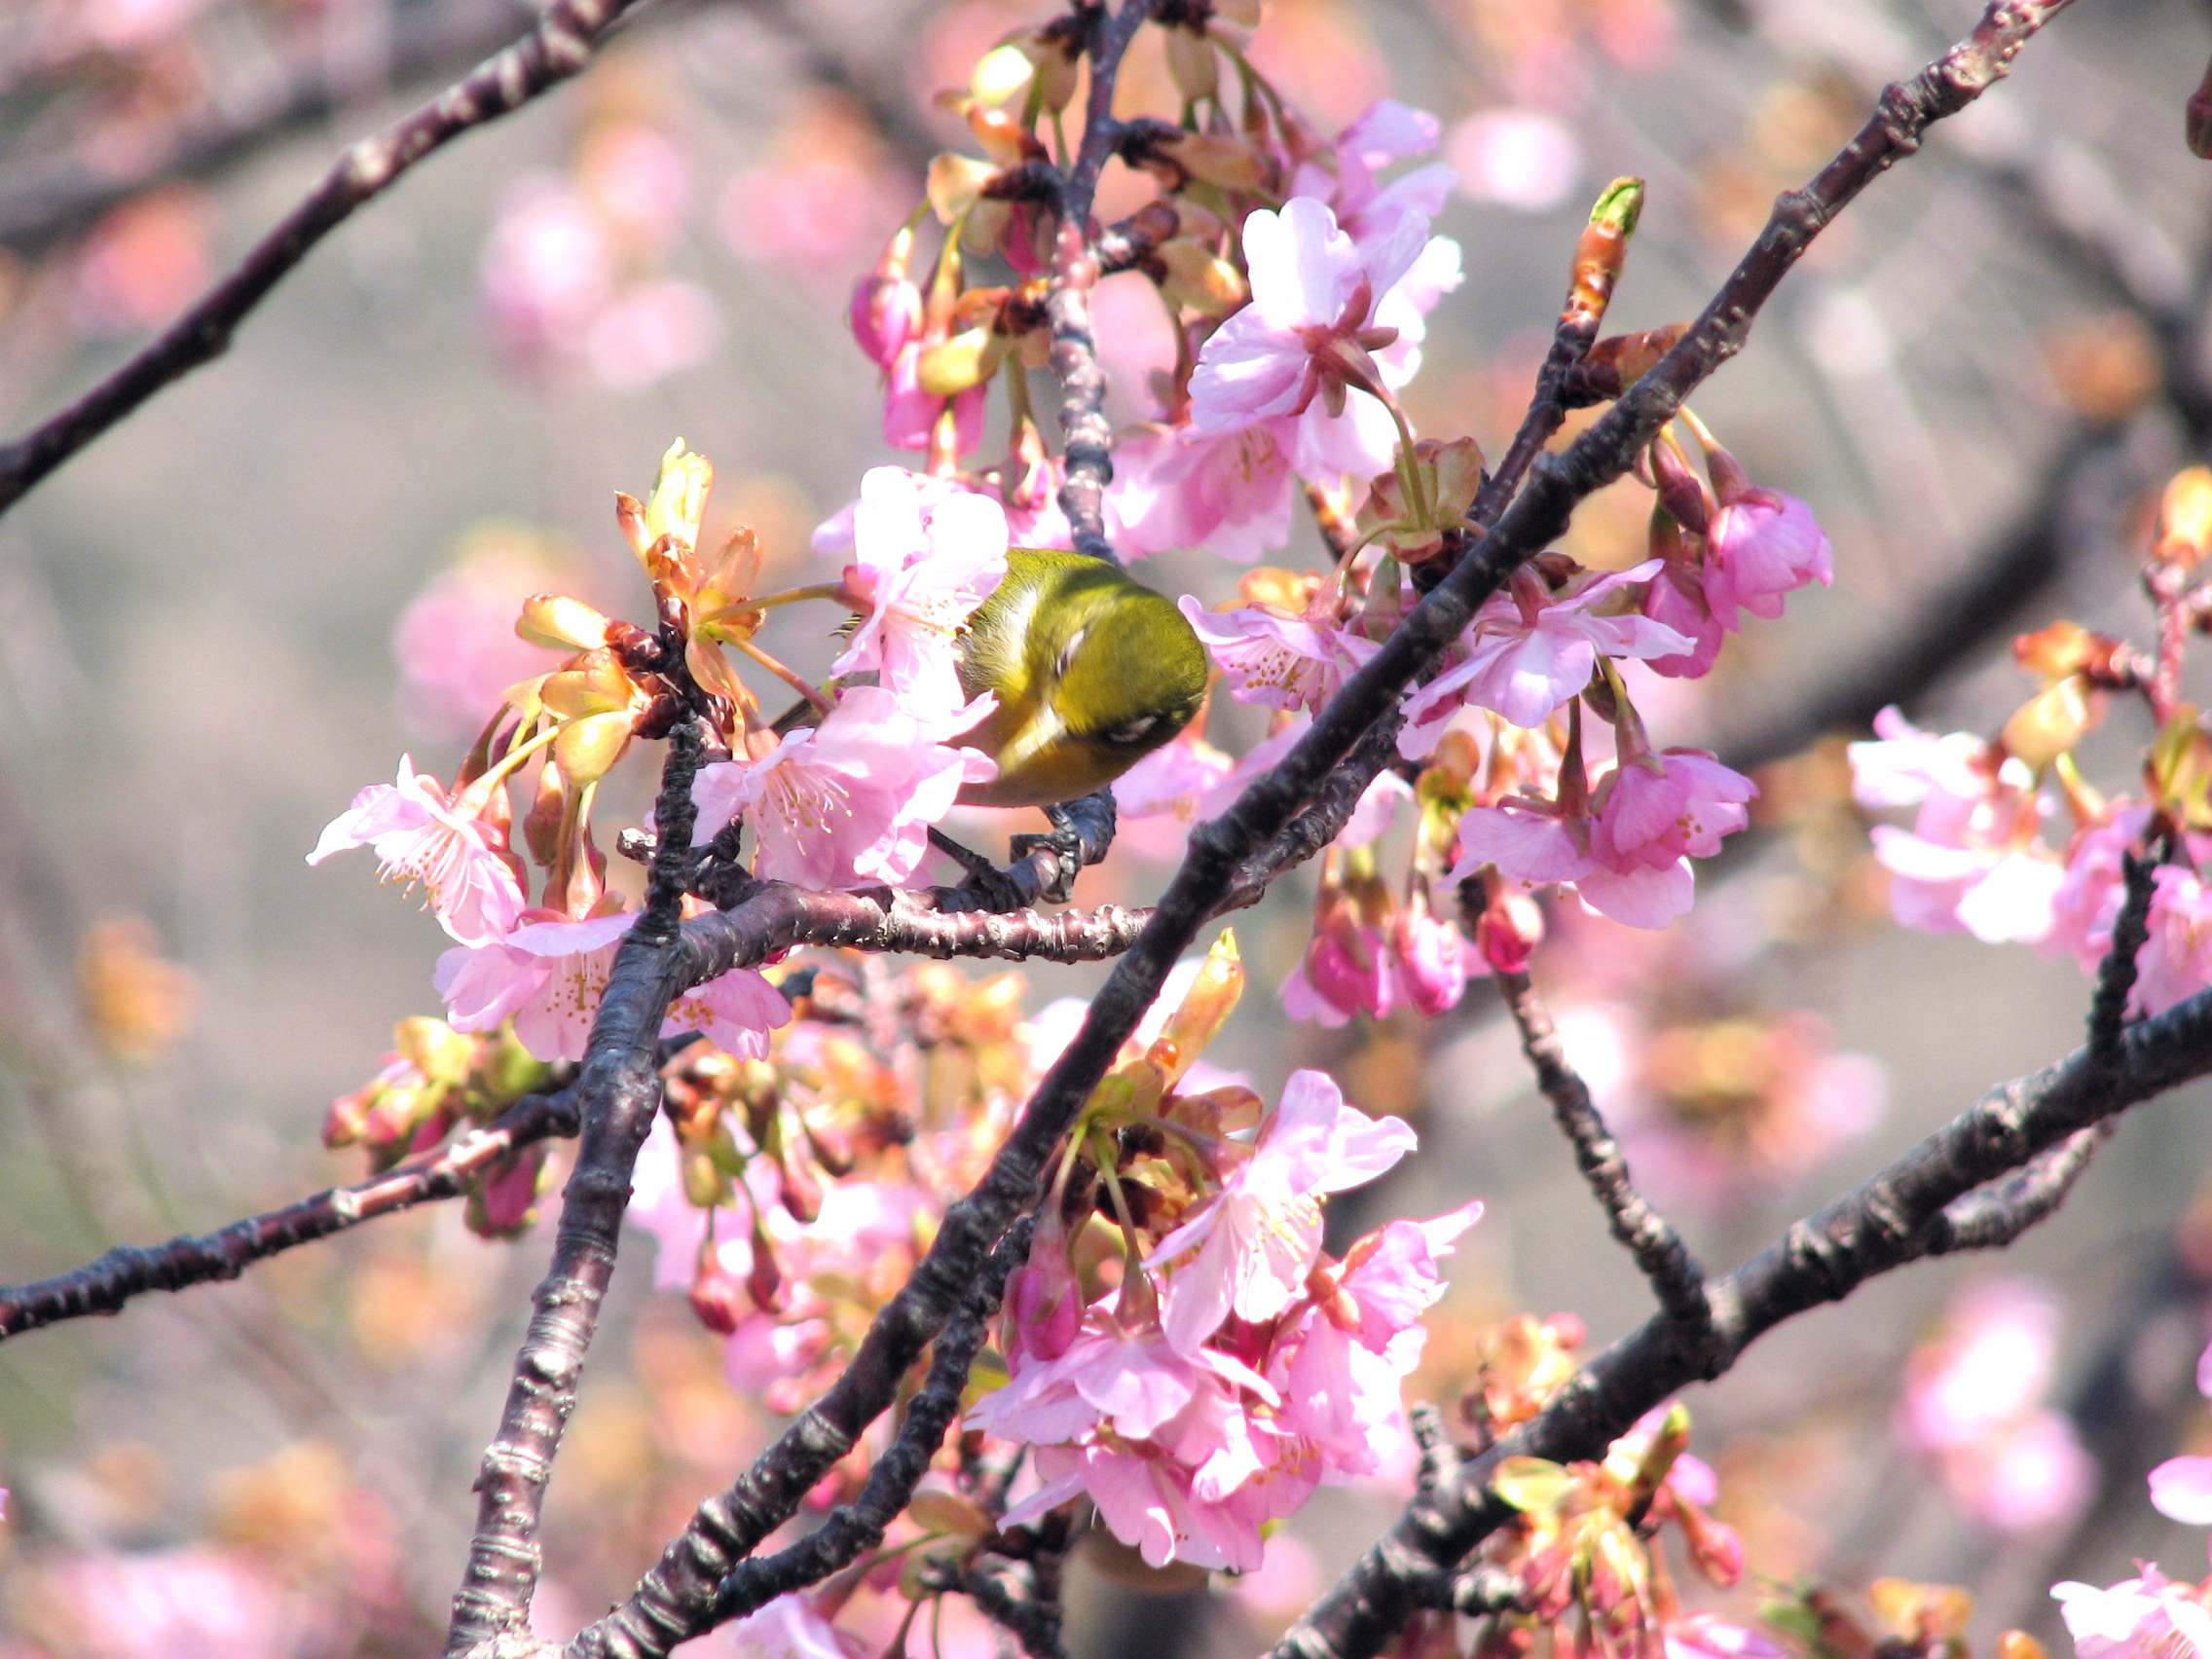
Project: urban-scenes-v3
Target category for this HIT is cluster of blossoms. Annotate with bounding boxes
[2052,1330,2212,1654]
[970,935,1478,1569]
[1851,468,2212,1016]
[832,21,1832,1019]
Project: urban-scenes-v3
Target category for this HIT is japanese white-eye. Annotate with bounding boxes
[953,547,1208,809]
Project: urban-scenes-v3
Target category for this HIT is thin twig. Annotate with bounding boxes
[0,0,568,255]
[1495,969,1711,1335]
[2088,840,2162,1066]
[1924,1121,2116,1253]
[1046,0,1160,560]
[0,1084,578,1341]
[0,0,655,524]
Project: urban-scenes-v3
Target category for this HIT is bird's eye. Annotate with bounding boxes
[1054,627,1088,681]
[1104,714,1159,746]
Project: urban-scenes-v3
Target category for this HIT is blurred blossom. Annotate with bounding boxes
[1900,1279,2093,1534]
[1446,110,1583,212]
[719,99,911,277]
[1553,1004,1883,1209]
[581,278,721,389]
[75,915,195,1060]
[16,1548,299,1659]
[67,0,210,53]
[574,124,693,255]
[479,176,616,367]
[71,189,213,334]
[391,529,574,740]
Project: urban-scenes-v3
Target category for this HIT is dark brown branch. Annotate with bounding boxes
[520,1,2075,1642]
[445,719,705,1655]
[571,1222,1028,1658]
[961,1552,1073,1659]
[1924,1121,2115,1253]
[1275,968,2202,1659]
[0,0,560,256]
[1047,0,1160,560]
[0,1084,578,1341]
[0,0,654,525]
[1264,7,2092,1655]
[2088,842,2161,1065]
[1495,969,1711,1333]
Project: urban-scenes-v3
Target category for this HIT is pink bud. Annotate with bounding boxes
[1648,440,1713,534]
[847,275,921,369]
[688,1259,748,1335]
[1474,891,1544,975]
[1305,920,1396,1019]
[1392,906,1470,1016]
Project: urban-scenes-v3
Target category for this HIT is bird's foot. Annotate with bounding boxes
[1011,792,1119,906]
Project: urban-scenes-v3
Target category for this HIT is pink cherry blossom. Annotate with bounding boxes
[479,177,613,371]
[881,341,986,455]
[724,1594,866,1659]
[1292,100,1456,259]
[1148,1069,1416,1352]
[1283,918,1399,1027]
[36,1547,302,1659]
[1189,197,1429,433]
[1112,725,1237,862]
[1662,1615,1786,1659]
[831,467,1010,715]
[433,910,790,1063]
[1400,563,1692,753]
[2153,1456,2212,1526]
[1179,596,1381,715]
[1591,751,1755,873]
[1449,793,1699,931]
[688,687,997,890]
[1640,563,1725,680]
[580,277,720,391]
[1702,490,1833,628]
[2052,1567,2212,1659]
[1899,1279,2058,1452]
[1852,709,2061,945]
[848,273,922,369]
[1110,424,1301,563]
[1268,1202,1482,1478]
[1391,903,1479,1016]
[308,756,527,947]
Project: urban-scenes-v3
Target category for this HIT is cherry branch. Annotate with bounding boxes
[0,0,656,524]
[0,1083,578,1342]
[0,0,566,256]
[493,3,2094,1644]
[445,719,707,1654]
[1275,951,2196,1659]
[564,1221,1031,1658]
[1495,968,1711,1332]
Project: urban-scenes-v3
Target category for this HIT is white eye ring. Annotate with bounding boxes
[1055,627,1088,681]
[1105,714,1159,745]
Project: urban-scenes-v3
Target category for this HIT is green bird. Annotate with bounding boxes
[952,547,1208,809]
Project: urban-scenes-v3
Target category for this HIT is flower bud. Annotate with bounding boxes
[848,272,922,370]
[553,710,634,786]
[1154,131,1273,193]
[540,649,638,718]
[517,593,613,652]
[1997,1634,2048,1659]
[2000,676,2094,770]
[1156,239,1248,318]
[2157,464,2212,569]
[1474,889,1544,975]
[644,439,712,550]
[1676,1502,1744,1588]
[927,153,1000,224]
[466,1145,547,1238]
[1648,439,1713,535]
[916,326,1000,396]
[2190,57,2212,159]
[1164,26,1218,101]
[1392,903,1470,1016]
[682,1147,726,1210]
[971,43,1035,107]
[688,1255,748,1335]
